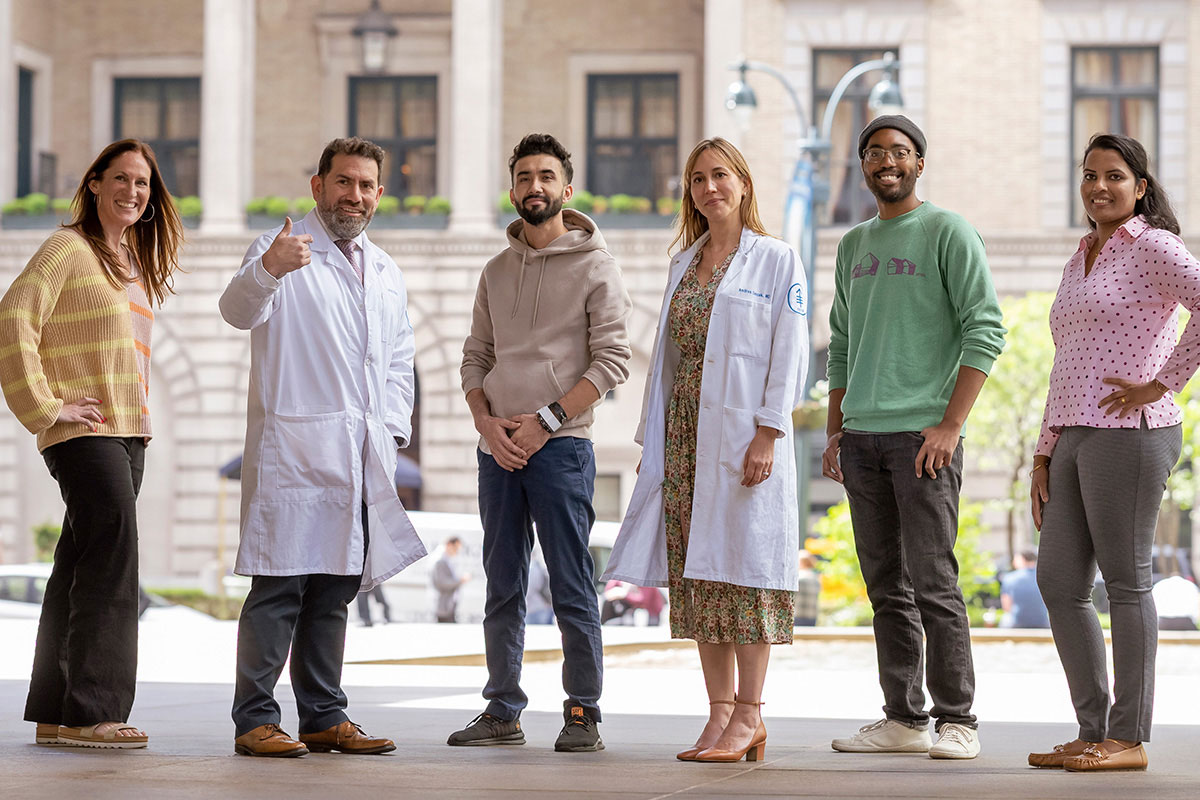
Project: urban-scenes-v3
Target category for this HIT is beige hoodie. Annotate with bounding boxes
[461,210,632,451]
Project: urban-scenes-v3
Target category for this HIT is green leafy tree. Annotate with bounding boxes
[969,292,1056,562]
[33,522,61,562]
[808,499,997,626]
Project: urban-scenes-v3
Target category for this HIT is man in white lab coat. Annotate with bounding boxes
[219,137,425,758]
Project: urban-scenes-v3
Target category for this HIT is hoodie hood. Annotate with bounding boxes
[503,209,610,324]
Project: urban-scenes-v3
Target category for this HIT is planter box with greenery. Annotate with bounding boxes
[495,190,677,229]
[175,195,202,229]
[1,193,72,229]
[372,195,451,229]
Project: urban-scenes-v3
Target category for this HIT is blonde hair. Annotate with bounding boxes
[669,137,769,254]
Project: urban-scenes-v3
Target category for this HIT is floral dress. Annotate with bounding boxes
[663,246,794,645]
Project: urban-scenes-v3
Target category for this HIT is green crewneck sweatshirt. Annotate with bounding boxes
[827,202,1006,434]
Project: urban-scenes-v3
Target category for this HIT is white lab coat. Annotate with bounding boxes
[602,228,808,591]
[219,210,426,589]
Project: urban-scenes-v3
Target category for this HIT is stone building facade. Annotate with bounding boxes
[1,0,1197,579]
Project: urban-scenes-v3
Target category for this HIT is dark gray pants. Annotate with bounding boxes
[231,513,367,737]
[1037,423,1181,743]
[840,431,976,730]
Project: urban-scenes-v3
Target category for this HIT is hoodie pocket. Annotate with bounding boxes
[481,359,566,420]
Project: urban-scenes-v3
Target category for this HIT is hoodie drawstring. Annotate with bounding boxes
[531,255,546,327]
[511,249,528,320]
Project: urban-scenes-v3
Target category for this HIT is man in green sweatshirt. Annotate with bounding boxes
[450,133,632,753]
[822,116,1005,760]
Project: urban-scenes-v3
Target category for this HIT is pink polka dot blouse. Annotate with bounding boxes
[1036,215,1200,457]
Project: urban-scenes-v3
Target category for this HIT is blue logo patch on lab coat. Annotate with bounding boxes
[787,282,807,316]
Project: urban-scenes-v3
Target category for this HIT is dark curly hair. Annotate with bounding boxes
[1082,133,1179,234]
[508,133,573,185]
[317,136,386,180]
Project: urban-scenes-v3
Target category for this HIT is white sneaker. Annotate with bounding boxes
[928,722,980,759]
[831,719,932,753]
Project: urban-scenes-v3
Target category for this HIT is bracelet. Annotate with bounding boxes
[1030,462,1048,477]
[536,405,562,434]
[548,401,569,425]
[1152,378,1171,397]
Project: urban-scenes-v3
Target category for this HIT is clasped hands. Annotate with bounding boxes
[477,411,551,472]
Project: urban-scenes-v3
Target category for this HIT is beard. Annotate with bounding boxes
[516,191,565,226]
[318,199,372,239]
[866,167,917,205]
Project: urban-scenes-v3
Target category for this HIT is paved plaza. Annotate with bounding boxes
[2,617,1199,799]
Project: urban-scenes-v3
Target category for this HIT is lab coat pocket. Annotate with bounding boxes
[718,406,758,476]
[270,411,353,489]
[726,298,771,359]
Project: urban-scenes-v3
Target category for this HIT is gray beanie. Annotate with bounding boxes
[858,115,926,159]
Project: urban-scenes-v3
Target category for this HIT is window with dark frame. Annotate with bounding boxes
[812,48,899,227]
[586,73,679,201]
[1070,46,1159,225]
[17,68,33,198]
[348,76,437,199]
[113,77,201,197]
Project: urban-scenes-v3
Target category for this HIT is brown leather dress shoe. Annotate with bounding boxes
[234,724,308,757]
[1027,738,1095,768]
[299,721,396,755]
[1063,740,1148,772]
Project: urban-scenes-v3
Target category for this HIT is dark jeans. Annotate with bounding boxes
[477,437,603,722]
[25,437,145,726]
[231,512,366,737]
[839,431,976,730]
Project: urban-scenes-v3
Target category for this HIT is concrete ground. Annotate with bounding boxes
[2,617,1199,799]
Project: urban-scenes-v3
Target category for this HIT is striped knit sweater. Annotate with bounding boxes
[0,228,151,451]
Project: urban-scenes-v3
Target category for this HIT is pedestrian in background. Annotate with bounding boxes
[604,137,808,764]
[0,139,183,749]
[432,536,470,623]
[794,550,821,627]
[999,550,1048,629]
[1029,133,1199,772]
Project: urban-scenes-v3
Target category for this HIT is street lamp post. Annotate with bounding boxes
[353,0,399,74]
[727,52,902,536]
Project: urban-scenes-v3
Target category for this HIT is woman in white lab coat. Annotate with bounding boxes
[603,138,808,763]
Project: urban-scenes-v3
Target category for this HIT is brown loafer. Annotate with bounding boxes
[234,723,308,757]
[1063,740,1148,772]
[1028,738,1095,768]
[299,720,395,755]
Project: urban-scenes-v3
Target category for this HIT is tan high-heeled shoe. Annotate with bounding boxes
[695,700,766,763]
[676,700,735,761]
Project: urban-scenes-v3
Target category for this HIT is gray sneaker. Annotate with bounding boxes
[831,719,932,753]
[553,706,604,752]
[447,713,525,746]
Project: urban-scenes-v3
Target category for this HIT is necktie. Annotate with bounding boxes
[335,239,364,285]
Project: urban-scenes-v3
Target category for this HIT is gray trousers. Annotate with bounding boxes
[1037,422,1181,743]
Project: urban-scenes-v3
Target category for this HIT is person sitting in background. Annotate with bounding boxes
[794,550,821,627]
[1000,550,1049,629]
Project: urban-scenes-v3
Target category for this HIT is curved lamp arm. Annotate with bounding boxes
[818,52,900,144]
[730,57,812,133]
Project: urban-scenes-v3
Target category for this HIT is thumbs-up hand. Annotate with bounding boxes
[261,217,314,278]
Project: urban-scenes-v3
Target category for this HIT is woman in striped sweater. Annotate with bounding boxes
[0,139,183,748]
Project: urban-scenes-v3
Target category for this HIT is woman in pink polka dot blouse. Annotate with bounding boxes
[1027,133,1200,773]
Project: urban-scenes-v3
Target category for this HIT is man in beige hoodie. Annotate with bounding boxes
[451,133,631,753]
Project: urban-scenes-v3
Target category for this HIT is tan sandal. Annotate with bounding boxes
[58,722,148,749]
[677,700,736,761]
[35,723,61,745]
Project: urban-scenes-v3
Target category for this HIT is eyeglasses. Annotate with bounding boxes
[863,147,914,163]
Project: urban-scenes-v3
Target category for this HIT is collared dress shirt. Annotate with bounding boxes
[1036,215,1200,457]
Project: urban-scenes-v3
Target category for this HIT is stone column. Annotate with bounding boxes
[448,0,501,232]
[0,0,16,204]
[199,0,255,232]
[703,0,745,144]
